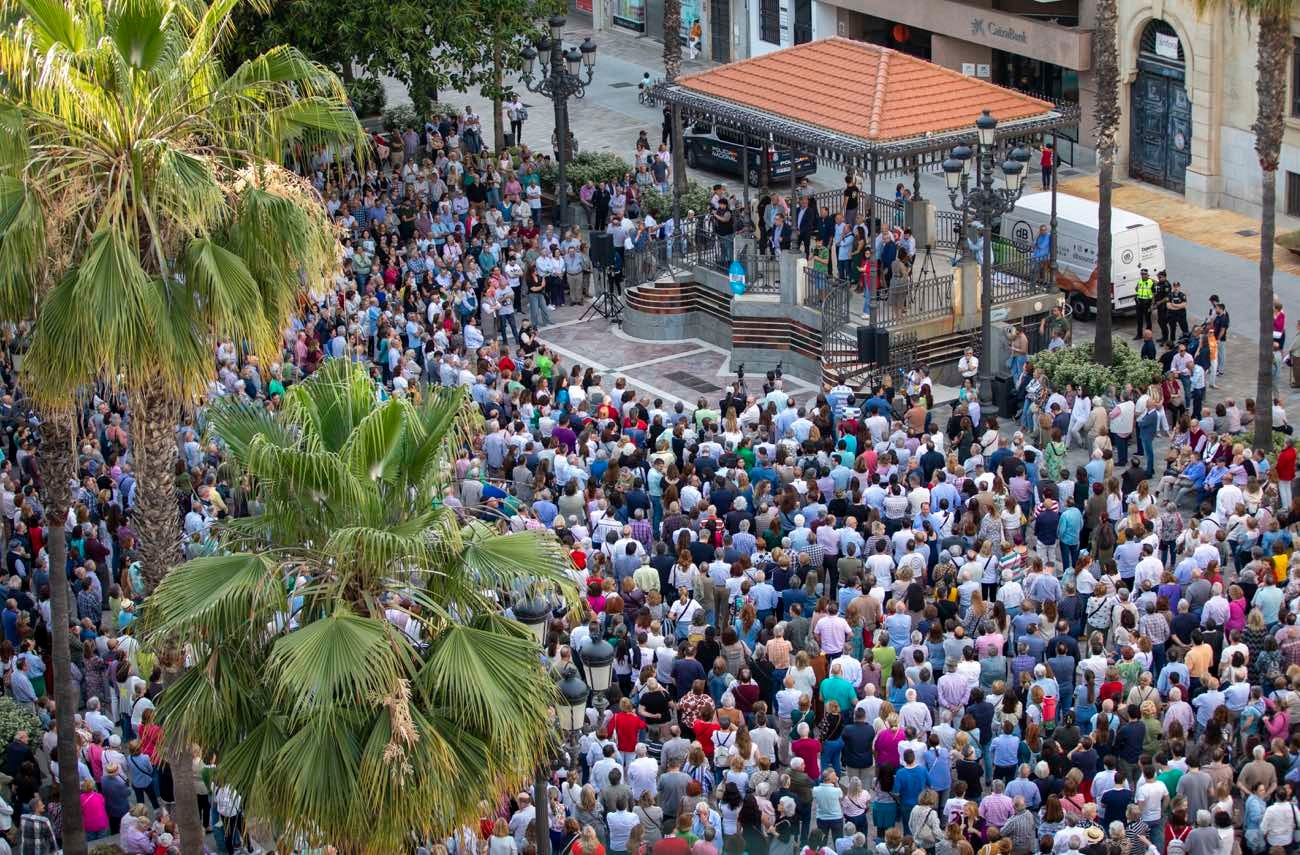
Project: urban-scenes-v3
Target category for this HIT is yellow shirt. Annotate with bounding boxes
[1185,643,1213,679]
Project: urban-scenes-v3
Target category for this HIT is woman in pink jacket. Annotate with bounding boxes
[79,778,110,840]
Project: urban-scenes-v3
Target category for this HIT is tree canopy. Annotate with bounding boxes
[144,359,576,853]
[227,0,564,113]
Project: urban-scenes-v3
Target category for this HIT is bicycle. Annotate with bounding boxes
[638,77,660,108]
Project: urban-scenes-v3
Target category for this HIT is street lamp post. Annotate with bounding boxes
[580,637,615,723]
[557,667,590,763]
[942,109,1031,402]
[520,16,597,230]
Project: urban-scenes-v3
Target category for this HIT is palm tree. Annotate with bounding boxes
[0,0,363,849]
[664,0,682,82]
[142,360,575,853]
[1092,0,1120,365]
[1192,0,1289,444]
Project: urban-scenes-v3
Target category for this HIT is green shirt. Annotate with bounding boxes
[820,675,857,715]
[873,645,897,674]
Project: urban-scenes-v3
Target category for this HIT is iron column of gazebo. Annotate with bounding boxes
[520,17,597,230]
[942,110,1032,401]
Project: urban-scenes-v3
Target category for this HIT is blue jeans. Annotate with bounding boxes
[1139,427,1157,476]
[821,737,844,776]
[1113,433,1130,466]
[497,312,520,345]
[1060,542,1079,571]
[528,293,552,328]
[719,234,734,266]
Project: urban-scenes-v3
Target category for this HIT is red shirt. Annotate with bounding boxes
[790,736,822,780]
[692,720,720,758]
[1279,445,1297,481]
[610,711,646,753]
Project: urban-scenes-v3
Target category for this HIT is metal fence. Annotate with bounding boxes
[867,274,956,328]
[802,266,853,309]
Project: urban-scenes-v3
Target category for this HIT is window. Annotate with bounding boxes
[759,0,781,44]
[1287,171,1300,217]
[1293,38,1300,117]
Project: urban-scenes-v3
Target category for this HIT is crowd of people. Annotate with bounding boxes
[1,98,1300,855]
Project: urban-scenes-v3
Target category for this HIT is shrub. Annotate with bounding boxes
[90,846,128,855]
[1277,229,1300,252]
[382,105,420,134]
[537,152,631,193]
[1029,342,1163,395]
[641,180,713,220]
[0,696,40,748]
[345,76,386,119]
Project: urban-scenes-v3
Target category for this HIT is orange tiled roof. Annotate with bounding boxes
[677,37,1054,143]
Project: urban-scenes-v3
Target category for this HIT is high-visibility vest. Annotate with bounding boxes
[1136,277,1154,300]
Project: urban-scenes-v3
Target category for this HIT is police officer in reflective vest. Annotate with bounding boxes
[1134,268,1154,340]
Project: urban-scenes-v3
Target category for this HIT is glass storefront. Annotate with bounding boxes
[681,0,702,45]
[614,0,646,31]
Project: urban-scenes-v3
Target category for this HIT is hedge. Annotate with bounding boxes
[1029,341,1164,395]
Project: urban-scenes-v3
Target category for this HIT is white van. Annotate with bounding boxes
[1002,192,1166,320]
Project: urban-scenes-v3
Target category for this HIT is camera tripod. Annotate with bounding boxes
[580,268,623,326]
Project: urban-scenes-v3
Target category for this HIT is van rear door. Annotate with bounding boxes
[1111,224,1145,309]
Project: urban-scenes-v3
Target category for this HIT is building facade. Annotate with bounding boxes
[587,0,1300,223]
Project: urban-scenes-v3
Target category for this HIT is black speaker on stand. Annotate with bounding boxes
[590,232,615,270]
[582,232,623,326]
[856,326,889,363]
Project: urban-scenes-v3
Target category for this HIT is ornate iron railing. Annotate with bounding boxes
[867,274,955,328]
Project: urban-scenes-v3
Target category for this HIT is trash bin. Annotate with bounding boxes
[504,132,515,148]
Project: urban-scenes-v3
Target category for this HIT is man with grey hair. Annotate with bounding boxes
[1006,764,1042,810]
[1000,796,1039,855]
[1184,811,1218,855]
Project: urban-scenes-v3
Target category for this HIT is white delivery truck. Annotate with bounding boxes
[1002,192,1166,321]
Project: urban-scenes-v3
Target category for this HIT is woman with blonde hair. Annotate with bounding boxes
[489,819,519,855]
[580,825,607,855]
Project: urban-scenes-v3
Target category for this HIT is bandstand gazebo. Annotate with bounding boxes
[639,38,1082,391]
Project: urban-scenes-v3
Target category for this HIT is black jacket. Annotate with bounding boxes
[795,205,817,237]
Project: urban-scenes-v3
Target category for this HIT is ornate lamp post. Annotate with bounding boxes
[942,110,1031,402]
[514,597,552,647]
[556,667,590,760]
[520,16,597,230]
[579,636,615,723]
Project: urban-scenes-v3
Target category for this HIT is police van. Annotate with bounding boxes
[1003,192,1166,320]
[683,122,817,186]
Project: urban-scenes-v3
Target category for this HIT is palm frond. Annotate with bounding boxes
[141,552,286,641]
[266,608,417,719]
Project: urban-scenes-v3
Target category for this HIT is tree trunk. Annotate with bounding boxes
[665,0,686,205]
[169,736,205,854]
[1091,0,1119,366]
[132,376,179,595]
[37,410,87,855]
[663,0,682,82]
[1095,149,1114,365]
[1253,12,1288,446]
[131,378,206,852]
[492,37,506,153]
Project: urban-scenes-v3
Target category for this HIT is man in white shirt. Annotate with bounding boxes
[626,744,660,800]
[84,698,114,741]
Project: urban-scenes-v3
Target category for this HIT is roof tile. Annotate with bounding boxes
[678,37,1053,143]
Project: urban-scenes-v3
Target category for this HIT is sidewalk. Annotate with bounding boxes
[1057,173,1300,277]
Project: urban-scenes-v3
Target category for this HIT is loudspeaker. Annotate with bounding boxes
[856,326,889,363]
[590,232,615,269]
[904,199,936,248]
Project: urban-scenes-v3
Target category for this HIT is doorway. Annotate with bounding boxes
[1129,20,1191,193]
[709,0,730,61]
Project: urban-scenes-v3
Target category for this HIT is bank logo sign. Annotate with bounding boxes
[971,16,1029,44]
